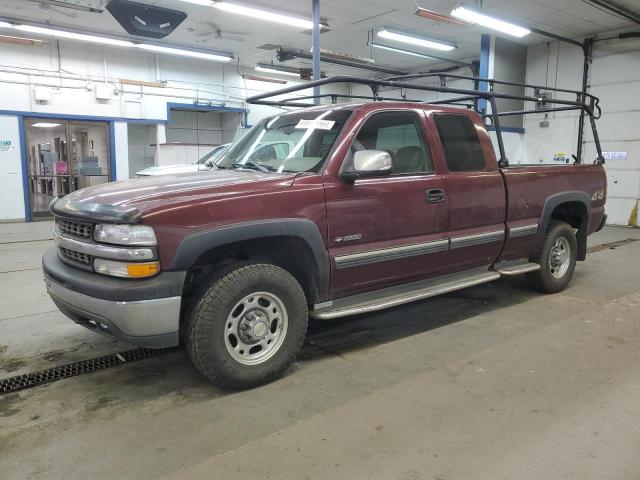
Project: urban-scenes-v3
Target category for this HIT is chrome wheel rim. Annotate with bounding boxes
[549,237,571,279]
[224,291,288,366]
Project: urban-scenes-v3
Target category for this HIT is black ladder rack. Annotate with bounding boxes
[245,73,604,167]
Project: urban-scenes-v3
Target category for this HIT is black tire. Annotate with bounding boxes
[185,262,308,390]
[526,221,577,293]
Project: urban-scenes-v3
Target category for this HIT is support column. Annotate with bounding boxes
[478,33,493,115]
[312,0,321,104]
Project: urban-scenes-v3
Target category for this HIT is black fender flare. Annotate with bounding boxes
[169,219,330,300]
[536,191,591,261]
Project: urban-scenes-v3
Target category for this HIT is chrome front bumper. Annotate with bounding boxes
[46,277,181,348]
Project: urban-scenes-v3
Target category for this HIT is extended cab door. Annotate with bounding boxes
[430,112,506,271]
[324,109,449,297]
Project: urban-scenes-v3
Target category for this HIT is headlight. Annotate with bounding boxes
[94,224,156,246]
[94,259,160,278]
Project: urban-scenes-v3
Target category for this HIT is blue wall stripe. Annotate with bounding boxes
[2,103,248,125]
[165,102,246,124]
[486,125,525,134]
[0,109,167,124]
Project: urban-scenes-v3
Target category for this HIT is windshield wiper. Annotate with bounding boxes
[229,161,271,173]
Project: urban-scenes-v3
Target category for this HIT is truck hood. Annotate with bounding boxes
[52,169,297,223]
[136,163,206,176]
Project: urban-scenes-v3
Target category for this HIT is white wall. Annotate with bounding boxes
[0,115,25,221]
[127,123,156,177]
[113,122,129,181]
[0,40,349,124]
[524,41,640,226]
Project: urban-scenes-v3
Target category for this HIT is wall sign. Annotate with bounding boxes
[0,116,26,220]
[0,139,14,153]
[553,152,570,163]
[602,151,628,161]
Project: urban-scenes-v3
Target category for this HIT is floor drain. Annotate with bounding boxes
[0,346,181,395]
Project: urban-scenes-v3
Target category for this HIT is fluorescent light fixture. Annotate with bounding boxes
[138,44,232,62]
[0,21,233,62]
[369,42,436,61]
[14,25,135,47]
[211,2,326,30]
[450,6,531,38]
[255,65,300,77]
[377,28,456,51]
[31,122,62,128]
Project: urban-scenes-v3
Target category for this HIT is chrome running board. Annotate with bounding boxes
[311,267,500,320]
[493,260,541,276]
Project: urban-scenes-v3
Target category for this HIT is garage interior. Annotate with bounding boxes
[1,0,640,478]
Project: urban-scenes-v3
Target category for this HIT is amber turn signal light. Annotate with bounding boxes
[126,262,160,278]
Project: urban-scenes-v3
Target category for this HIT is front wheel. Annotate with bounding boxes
[526,221,577,293]
[185,263,308,390]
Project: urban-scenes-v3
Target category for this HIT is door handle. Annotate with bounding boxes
[426,188,445,203]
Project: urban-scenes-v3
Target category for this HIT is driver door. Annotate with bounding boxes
[324,109,449,297]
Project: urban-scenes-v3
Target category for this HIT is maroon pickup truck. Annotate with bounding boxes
[43,75,607,389]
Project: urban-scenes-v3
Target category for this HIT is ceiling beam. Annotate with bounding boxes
[529,27,586,51]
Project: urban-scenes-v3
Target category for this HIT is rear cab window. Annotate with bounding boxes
[434,114,486,172]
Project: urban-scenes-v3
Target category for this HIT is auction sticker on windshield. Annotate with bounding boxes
[295,119,336,130]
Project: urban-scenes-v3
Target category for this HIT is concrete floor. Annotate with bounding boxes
[1,222,640,480]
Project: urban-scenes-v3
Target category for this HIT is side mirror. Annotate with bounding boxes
[341,150,392,183]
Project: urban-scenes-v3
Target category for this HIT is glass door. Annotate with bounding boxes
[25,119,71,219]
[68,122,110,192]
[25,118,111,219]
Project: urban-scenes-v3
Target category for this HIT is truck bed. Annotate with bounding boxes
[499,163,607,261]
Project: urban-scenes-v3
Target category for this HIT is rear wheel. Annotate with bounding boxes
[526,221,577,293]
[185,263,308,389]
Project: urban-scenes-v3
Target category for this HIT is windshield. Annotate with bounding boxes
[215,109,352,173]
[196,144,228,165]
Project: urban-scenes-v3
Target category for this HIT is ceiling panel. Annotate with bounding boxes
[0,0,638,78]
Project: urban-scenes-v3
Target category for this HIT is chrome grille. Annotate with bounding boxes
[60,247,93,269]
[56,218,93,240]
